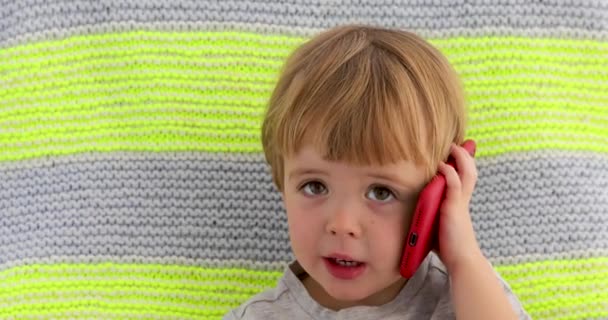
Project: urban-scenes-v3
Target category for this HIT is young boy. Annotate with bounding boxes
[224,25,530,319]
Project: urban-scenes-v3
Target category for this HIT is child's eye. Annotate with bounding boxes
[300,181,328,196]
[366,186,395,202]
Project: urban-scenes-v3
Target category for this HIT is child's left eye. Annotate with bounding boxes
[366,186,395,202]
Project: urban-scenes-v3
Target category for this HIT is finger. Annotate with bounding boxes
[449,144,478,195]
[438,161,462,200]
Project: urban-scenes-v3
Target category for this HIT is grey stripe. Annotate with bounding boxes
[472,152,608,259]
[1,151,607,268]
[3,22,607,51]
[0,152,294,265]
[1,0,607,48]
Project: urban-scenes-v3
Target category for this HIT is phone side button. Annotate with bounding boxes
[409,233,418,246]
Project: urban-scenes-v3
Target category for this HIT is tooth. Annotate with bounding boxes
[334,258,359,267]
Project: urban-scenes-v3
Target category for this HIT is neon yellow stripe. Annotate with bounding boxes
[0,258,607,319]
[4,302,225,319]
[0,31,606,161]
[5,310,226,320]
[3,57,606,104]
[495,257,608,320]
[0,263,281,319]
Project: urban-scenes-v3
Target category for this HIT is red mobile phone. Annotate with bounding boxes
[399,139,476,278]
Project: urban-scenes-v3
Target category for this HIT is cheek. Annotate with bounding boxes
[284,197,323,245]
[368,205,411,256]
[371,217,406,244]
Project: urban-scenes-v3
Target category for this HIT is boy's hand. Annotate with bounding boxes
[436,143,523,320]
[436,143,483,272]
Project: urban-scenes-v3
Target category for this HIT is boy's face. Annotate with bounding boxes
[282,144,428,308]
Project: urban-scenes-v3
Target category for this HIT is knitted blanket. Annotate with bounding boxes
[0,1,607,319]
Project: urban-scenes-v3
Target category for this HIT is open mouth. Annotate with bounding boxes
[323,257,367,280]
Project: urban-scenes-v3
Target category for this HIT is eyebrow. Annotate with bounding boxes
[288,168,329,181]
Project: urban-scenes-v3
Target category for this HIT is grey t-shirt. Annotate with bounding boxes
[223,253,530,320]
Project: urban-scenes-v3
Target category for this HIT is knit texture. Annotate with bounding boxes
[1,1,607,319]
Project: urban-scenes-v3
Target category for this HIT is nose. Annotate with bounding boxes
[325,200,363,238]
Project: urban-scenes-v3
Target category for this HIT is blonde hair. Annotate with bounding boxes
[262,25,466,191]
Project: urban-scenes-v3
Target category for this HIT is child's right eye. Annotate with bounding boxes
[300,181,328,196]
